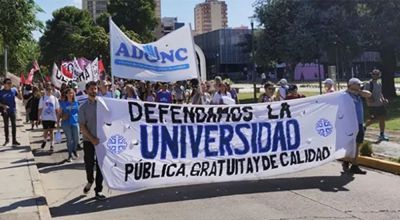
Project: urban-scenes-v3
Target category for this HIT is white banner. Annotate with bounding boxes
[110,19,198,82]
[76,57,99,83]
[96,92,358,192]
[51,63,72,88]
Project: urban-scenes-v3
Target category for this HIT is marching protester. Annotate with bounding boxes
[22,84,33,123]
[60,88,80,162]
[277,78,289,101]
[79,81,105,200]
[172,81,185,104]
[0,78,22,146]
[191,80,212,105]
[323,78,336,93]
[363,69,390,141]
[259,81,276,103]
[123,84,141,100]
[226,81,239,104]
[38,82,60,153]
[27,86,41,130]
[156,83,173,103]
[97,80,112,98]
[285,84,306,100]
[143,82,156,102]
[342,78,372,174]
[211,82,233,105]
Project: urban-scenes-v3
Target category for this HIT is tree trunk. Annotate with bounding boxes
[379,48,397,98]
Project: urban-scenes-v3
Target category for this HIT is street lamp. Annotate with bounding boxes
[249,16,257,102]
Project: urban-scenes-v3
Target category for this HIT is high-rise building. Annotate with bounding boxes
[82,0,109,20]
[161,17,185,35]
[194,0,228,35]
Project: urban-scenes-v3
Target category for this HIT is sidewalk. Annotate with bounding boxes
[365,128,400,160]
[0,101,51,220]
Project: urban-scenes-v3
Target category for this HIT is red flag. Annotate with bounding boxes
[25,68,35,84]
[98,59,105,73]
[20,73,25,85]
[61,62,74,78]
[33,60,40,72]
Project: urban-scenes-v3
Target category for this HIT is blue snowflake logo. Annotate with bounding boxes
[315,119,333,137]
[107,135,128,154]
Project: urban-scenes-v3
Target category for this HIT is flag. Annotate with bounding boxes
[61,61,74,78]
[110,19,198,82]
[26,68,35,84]
[77,57,91,70]
[32,60,40,72]
[52,63,72,88]
[98,59,105,73]
[20,73,25,85]
[77,58,99,83]
[73,57,84,79]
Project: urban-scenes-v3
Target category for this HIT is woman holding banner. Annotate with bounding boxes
[59,88,80,162]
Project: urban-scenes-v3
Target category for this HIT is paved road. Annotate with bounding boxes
[27,126,400,220]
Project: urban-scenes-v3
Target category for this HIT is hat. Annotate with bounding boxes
[278,78,288,85]
[348,78,363,86]
[322,78,334,85]
[214,76,222,82]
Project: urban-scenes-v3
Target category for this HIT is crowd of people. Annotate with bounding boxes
[0,68,390,199]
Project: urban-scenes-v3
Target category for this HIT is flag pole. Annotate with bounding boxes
[109,17,115,97]
[188,23,203,103]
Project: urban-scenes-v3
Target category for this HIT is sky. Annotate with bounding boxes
[33,0,257,40]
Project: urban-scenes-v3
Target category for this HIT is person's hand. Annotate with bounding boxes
[383,98,389,104]
[91,137,100,146]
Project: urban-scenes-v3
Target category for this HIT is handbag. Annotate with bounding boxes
[55,130,62,144]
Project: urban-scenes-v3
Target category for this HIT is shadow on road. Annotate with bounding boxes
[50,173,355,217]
[0,196,47,213]
[0,145,30,153]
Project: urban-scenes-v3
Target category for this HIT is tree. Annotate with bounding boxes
[107,0,158,42]
[0,0,43,74]
[255,0,397,97]
[39,6,108,67]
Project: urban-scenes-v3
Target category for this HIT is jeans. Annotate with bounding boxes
[2,112,17,142]
[61,123,79,156]
[83,141,103,193]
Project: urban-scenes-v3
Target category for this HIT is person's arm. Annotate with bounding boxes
[357,89,372,99]
[78,105,99,145]
[38,97,43,122]
[15,87,22,100]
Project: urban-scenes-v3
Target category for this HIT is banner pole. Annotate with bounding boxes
[188,23,203,103]
[109,17,115,97]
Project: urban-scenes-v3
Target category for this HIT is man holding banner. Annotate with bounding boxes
[79,81,105,200]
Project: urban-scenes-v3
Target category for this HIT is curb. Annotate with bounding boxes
[17,102,52,220]
[357,156,400,175]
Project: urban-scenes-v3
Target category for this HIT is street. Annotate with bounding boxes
[26,124,400,220]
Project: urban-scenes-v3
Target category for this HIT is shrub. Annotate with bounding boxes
[360,141,373,157]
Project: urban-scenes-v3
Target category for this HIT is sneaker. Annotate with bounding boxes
[41,141,46,149]
[83,182,92,194]
[95,192,107,201]
[66,157,72,163]
[73,151,79,159]
[342,161,350,172]
[349,165,367,174]
[3,140,9,146]
[49,146,54,153]
[12,141,20,146]
[378,135,389,141]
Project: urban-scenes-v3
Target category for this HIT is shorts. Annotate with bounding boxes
[356,124,365,144]
[42,120,56,129]
[369,106,387,118]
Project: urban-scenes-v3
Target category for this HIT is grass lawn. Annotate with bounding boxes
[238,91,400,132]
[395,77,400,84]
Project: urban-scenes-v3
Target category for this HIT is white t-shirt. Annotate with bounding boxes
[211,92,232,105]
[39,95,60,121]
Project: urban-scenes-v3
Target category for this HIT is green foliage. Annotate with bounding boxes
[255,0,400,97]
[107,0,158,42]
[360,141,373,157]
[39,6,107,67]
[0,0,43,74]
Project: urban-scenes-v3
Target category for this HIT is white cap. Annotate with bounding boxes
[278,78,288,85]
[323,78,334,85]
[348,78,363,86]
